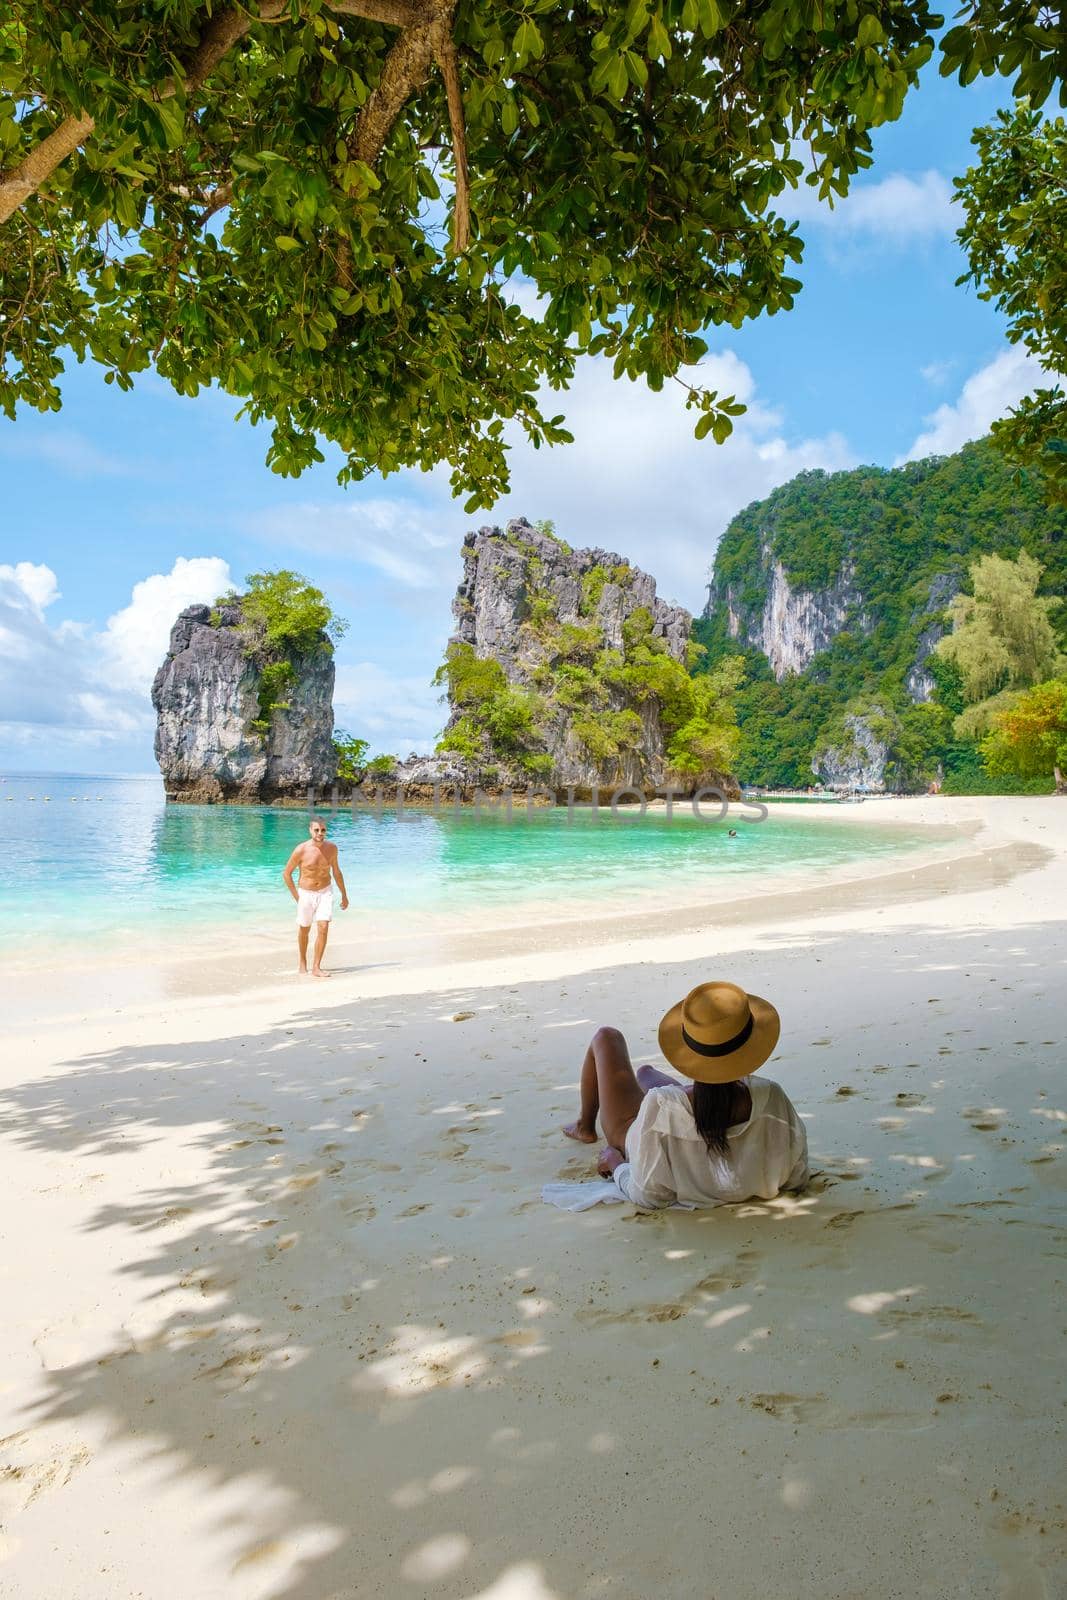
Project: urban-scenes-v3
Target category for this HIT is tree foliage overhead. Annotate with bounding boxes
[954,107,1067,503]
[0,0,951,504]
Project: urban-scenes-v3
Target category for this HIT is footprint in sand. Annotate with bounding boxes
[824,1210,865,1231]
[199,1346,265,1388]
[232,1540,288,1574]
[962,1106,1007,1132]
[746,1392,829,1423]
[883,1303,981,1343]
[264,1232,299,1261]
[342,1196,378,1222]
[578,1256,762,1327]
[283,1172,323,1195]
[985,1505,1067,1593]
[904,1216,964,1255]
[492,1329,543,1350]
[558,1157,596,1179]
[0,1439,91,1515]
[398,1203,431,1218]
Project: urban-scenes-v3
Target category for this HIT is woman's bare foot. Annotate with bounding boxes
[561,1121,598,1144]
[311,968,332,979]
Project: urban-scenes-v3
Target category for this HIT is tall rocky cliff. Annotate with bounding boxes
[152,602,335,803]
[710,540,870,680]
[694,440,1067,791]
[422,517,735,797]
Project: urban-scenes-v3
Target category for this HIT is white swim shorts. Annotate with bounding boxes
[296,886,334,926]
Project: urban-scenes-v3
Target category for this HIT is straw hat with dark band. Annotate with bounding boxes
[658,980,780,1084]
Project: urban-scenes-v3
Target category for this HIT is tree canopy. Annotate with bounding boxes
[0,0,1034,506]
[954,107,1067,504]
[982,676,1067,792]
[934,549,1064,736]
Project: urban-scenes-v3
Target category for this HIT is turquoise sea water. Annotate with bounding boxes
[0,772,951,955]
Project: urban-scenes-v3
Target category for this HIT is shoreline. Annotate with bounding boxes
[1,798,1034,1033]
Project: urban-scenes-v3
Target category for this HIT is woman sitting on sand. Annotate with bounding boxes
[563,981,808,1209]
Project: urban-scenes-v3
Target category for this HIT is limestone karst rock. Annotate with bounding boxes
[152,602,335,803]
[428,517,736,798]
[706,537,871,683]
[811,708,892,792]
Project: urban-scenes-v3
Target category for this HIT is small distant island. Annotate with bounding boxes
[152,570,342,804]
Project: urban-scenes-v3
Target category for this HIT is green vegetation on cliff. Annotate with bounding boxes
[433,530,742,785]
[694,440,1067,791]
[213,569,346,737]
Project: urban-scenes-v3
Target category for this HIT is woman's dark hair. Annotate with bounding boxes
[692,1080,744,1156]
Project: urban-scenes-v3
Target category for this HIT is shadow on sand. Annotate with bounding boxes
[1,918,1064,1598]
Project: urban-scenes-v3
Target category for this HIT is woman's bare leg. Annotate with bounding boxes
[562,1027,646,1151]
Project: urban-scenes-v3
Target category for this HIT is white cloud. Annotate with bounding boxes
[0,555,232,741]
[919,359,955,388]
[333,661,444,756]
[3,351,859,760]
[492,351,854,603]
[897,347,1049,463]
[236,350,854,621]
[0,561,61,615]
[0,429,129,478]
[98,555,232,693]
[250,498,454,590]
[781,169,956,242]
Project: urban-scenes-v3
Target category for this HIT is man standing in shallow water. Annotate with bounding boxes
[282,818,349,978]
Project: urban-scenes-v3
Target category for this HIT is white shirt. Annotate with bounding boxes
[613,1077,809,1210]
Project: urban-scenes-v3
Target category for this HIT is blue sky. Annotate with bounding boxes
[0,60,1034,774]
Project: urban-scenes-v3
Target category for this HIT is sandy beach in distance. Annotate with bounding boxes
[1,794,1065,1599]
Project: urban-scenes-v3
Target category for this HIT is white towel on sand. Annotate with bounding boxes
[541,1181,696,1212]
[541,1180,624,1211]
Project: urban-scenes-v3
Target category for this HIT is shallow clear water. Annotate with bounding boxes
[0,772,945,951]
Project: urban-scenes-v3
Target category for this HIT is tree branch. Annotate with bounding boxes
[194,181,234,227]
[172,5,261,96]
[348,0,454,166]
[435,34,469,252]
[0,2,285,228]
[326,0,419,26]
[0,114,95,225]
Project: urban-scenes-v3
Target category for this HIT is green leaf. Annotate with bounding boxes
[274,234,300,251]
[154,97,185,148]
[647,15,672,60]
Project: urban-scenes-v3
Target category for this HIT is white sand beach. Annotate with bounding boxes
[1,795,1065,1599]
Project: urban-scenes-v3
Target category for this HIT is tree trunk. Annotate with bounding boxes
[1055,765,1066,795]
